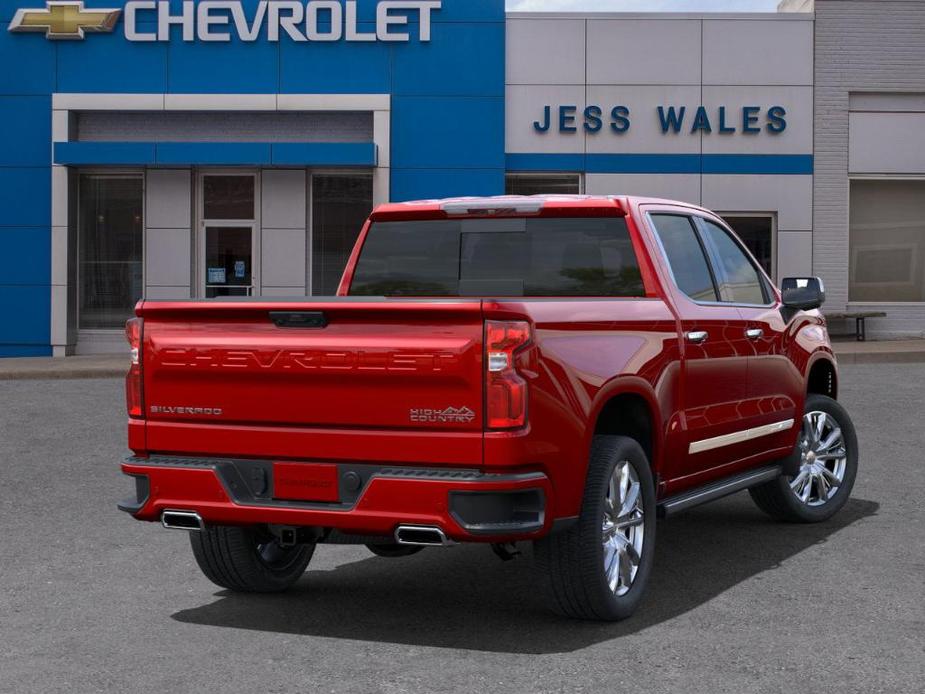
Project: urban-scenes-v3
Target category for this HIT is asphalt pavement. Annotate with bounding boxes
[0,365,923,693]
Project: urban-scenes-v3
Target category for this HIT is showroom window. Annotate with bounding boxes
[78,174,144,329]
[505,173,582,195]
[850,180,925,302]
[311,174,373,296]
[722,215,775,280]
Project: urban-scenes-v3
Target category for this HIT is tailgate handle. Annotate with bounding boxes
[269,311,327,328]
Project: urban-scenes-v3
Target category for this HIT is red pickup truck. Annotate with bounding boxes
[118,195,858,621]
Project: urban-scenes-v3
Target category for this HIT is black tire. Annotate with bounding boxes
[749,393,858,523]
[189,525,315,593]
[534,435,656,621]
[366,543,424,558]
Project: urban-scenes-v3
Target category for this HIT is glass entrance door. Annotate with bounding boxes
[199,172,259,297]
[204,225,254,297]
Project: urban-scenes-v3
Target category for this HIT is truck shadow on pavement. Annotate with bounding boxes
[172,495,879,654]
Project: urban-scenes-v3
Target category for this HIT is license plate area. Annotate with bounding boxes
[273,462,340,502]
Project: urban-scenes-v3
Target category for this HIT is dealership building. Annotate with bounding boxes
[1,0,924,356]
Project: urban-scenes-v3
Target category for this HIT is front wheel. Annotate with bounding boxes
[749,393,858,523]
[534,435,656,621]
[190,525,315,592]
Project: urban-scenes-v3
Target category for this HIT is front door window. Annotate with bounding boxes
[722,216,774,280]
[697,219,769,305]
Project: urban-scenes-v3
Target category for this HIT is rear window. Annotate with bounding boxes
[348,217,645,297]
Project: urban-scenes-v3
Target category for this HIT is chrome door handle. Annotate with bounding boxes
[745,328,764,340]
[686,330,708,344]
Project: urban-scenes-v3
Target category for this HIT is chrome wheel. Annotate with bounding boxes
[790,410,848,507]
[602,460,645,596]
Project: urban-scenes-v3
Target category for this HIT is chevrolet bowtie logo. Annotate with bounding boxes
[9,1,120,40]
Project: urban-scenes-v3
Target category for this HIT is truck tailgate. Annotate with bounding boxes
[138,299,484,436]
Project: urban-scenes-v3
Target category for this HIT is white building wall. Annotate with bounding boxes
[505,12,814,283]
[261,169,308,294]
[814,0,925,337]
[848,110,925,175]
[145,169,193,300]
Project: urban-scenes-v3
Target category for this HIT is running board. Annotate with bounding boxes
[657,465,782,518]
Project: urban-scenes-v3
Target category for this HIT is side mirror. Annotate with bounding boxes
[781,276,825,311]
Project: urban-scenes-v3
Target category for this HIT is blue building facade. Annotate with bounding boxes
[0,0,506,355]
[2,1,832,355]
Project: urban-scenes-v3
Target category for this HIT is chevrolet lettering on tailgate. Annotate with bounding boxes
[155,347,462,373]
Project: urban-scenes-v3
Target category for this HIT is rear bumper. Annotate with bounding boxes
[119,455,553,542]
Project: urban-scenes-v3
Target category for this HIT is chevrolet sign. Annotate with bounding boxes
[9,0,442,42]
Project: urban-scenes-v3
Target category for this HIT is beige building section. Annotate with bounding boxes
[505,11,815,285]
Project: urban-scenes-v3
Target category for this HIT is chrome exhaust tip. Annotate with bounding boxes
[161,510,204,532]
[394,525,454,546]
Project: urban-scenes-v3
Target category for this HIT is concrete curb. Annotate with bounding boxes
[831,339,925,365]
[833,351,925,365]
[0,368,127,381]
[0,356,127,381]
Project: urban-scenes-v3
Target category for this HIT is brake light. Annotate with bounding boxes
[485,320,531,429]
[125,317,143,418]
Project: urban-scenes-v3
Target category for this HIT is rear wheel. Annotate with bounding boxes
[534,435,656,621]
[190,525,315,592]
[749,393,858,523]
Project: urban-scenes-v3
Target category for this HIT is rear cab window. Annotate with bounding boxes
[348,217,646,297]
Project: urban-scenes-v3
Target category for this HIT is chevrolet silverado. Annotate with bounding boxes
[118,195,857,621]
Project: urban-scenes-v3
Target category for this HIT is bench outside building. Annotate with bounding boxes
[824,311,887,342]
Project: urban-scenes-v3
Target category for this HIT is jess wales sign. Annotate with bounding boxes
[8,0,442,41]
[533,104,788,135]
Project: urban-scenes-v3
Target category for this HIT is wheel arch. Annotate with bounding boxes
[806,353,838,399]
[588,377,663,475]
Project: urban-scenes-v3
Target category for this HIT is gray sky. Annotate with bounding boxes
[507,0,781,11]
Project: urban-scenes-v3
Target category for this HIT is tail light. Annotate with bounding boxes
[125,317,144,418]
[485,320,531,429]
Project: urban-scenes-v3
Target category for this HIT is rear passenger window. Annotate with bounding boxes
[698,219,768,305]
[650,214,718,302]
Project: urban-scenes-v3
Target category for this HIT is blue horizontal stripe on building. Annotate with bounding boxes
[53,142,378,167]
[505,153,814,175]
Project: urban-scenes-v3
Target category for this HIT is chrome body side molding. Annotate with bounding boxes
[688,418,795,455]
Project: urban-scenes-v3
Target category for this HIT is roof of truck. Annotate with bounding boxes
[369,194,708,220]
